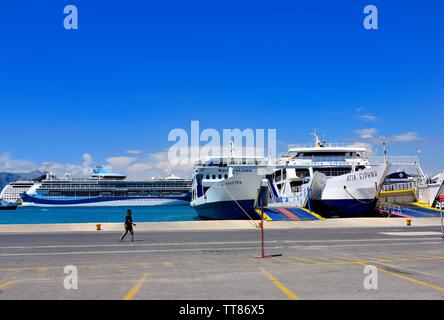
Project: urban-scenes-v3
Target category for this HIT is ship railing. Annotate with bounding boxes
[195,159,269,167]
[288,142,355,149]
[279,154,368,163]
[382,182,416,192]
[369,156,420,166]
[376,202,403,217]
[311,156,348,162]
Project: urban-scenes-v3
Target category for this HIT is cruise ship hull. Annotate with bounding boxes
[20,193,192,207]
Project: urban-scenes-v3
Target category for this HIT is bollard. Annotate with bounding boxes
[96,224,102,231]
[406,218,412,226]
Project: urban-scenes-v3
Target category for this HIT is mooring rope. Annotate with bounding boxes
[212,184,259,227]
[344,187,376,204]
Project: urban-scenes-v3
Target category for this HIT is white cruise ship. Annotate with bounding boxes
[0,180,36,204]
[20,167,192,207]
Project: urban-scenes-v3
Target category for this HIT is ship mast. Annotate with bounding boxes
[312,130,322,148]
[230,137,235,158]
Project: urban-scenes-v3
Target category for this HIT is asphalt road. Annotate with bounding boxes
[1,225,444,300]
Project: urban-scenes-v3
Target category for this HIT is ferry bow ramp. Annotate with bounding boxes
[255,207,324,221]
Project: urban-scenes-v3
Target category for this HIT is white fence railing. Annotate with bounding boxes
[369,156,420,166]
[376,202,403,217]
[288,142,353,149]
[382,182,416,192]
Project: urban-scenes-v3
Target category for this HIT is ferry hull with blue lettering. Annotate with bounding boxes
[311,164,390,217]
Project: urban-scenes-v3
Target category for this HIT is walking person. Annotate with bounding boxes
[120,209,136,242]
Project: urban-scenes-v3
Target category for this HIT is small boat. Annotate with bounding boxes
[0,200,18,210]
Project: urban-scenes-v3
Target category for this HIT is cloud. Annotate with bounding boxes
[0,152,95,177]
[0,153,37,172]
[355,128,377,139]
[346,142,375,156]
[125,150,143,155]
[358,114,377,122]
[127,163,153,173]
[391,132,420,142]
[151,151,194,174]
[106,156,136,167]
[0,143,275,181]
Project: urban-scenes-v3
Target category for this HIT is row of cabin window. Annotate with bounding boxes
[206,175,229,180]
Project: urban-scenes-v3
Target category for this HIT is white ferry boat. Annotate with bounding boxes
[20,167,192,207]
[190,155,270,220]
[270,133,390,217]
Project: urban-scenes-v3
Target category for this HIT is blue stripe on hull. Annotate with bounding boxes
[311,199,378,218]
[195,200,259,220]
[21,193,192,206]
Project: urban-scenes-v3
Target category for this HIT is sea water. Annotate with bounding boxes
[0,205,200,224]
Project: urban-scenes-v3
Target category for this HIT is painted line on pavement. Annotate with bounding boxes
[260,268,299,300]
[379,232,442,236]
[0,237,441,250]
[0,241,442,257]
[0,279,16,289]
[123,273,149,300]
[371,262,441,278]
[356,262,444,293]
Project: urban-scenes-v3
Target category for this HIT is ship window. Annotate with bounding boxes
[206,175,210,180]
[218,175,222,179]
[290,181,304,193]
[212,175,216,180]
[313,167,352,177]
[295,169,310,178]
[275,170,282,182]
[224,175,228,179]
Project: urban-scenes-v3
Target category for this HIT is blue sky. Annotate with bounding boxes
[0,0,443,177]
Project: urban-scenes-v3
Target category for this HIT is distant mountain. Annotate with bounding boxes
[0,170,42,191]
